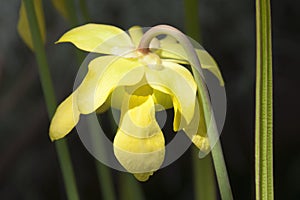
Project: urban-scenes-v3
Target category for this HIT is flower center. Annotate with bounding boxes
[139,52,163,70]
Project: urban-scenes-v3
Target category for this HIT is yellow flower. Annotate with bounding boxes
[49,24,224,181]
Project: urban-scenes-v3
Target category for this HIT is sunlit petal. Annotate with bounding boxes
[56,23,134,54]
[77,56,144,114]
[158,37,224,86]
[145,61,197,130]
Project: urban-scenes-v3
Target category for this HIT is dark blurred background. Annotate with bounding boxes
[0,0,299,199]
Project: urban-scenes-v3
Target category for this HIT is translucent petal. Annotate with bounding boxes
[158,37,224,86]
[56,24,134,54]
[145,61,197,130]
[119,94,160,138]
[17,0,46,51]
[77,56,144,114]
[152,89,173,110]
[49,93,80,141]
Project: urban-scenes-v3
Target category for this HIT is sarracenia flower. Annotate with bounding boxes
[49,24,224,181]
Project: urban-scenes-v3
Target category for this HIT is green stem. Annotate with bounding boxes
[193,62,233,200]
[23,0,79,199]
[95,162,116,200]
[192,147,216,200]
[193,67,233,200]
[210,138,233,200]
[255,0,273,199]
[184,0,216,199]
[55,140,80,200]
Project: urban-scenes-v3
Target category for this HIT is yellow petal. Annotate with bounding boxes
[51,0,70,21]
[195,49,224,86]
[56,23,134,54]
[17,0,46,51]
[158,36,224,86]
[145,61,197,130]
[49,93,80,141]
[77,56,144,114]
[152,89,173,110]
[128,26,143,47]
[192,135,210,155]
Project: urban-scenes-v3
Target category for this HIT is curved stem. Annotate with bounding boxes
[138,25,204,79]
[139,25,233,200]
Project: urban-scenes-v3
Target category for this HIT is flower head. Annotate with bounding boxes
[50,24,224,181]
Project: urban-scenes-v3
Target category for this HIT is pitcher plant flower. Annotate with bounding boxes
[49,24,224,181]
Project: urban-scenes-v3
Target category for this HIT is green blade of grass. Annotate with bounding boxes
[255,0,274,199]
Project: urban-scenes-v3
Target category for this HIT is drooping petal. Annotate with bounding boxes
[114,129,165,181]
[113,95,165,181]
[17,0,46,51]
[56,24,134,55]
[77,56,144,114]
[145,61,197,131]
[157,36,224,86]
[49,92,80,141]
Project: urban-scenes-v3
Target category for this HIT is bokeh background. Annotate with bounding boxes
[0,0,299,199]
